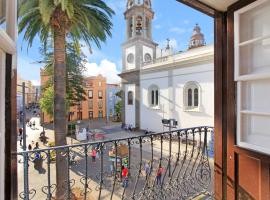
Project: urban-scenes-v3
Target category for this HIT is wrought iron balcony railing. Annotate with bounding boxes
[17,126,214,200]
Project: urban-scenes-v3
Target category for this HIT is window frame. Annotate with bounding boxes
[98,90,103,99]
[88,90,93,99]
[148,85,159,108]
[88,100,93,109]
[127,91,134,105]
[183,81,201,112]
[234,0,270,155]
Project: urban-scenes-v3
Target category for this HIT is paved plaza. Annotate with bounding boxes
[17,113,214,200]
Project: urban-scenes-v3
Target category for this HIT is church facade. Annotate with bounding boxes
[119,0,214,132]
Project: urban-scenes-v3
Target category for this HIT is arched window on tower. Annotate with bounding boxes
[136,16,143,35]
[149,85,159,107]
[128,91,134,105]
[129,18,133,38]
[184,82,201,111]
[145,17,150,38]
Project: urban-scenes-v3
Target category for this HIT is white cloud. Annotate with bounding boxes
[31,80,41,86]
[169,27,187,35]
[84,59,121,84]
[154,24,162,29]
[106,0,126,13]
[183,20,190,25]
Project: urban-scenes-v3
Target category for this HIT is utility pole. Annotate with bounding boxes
[22,82,27,151]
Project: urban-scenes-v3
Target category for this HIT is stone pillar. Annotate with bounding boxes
[132,16,136,37]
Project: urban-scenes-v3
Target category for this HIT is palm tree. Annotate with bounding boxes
[19,1,114,199]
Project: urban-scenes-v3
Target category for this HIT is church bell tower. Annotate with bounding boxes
[120,0,157,128]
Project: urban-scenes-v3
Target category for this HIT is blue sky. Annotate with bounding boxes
[17,0,213,85]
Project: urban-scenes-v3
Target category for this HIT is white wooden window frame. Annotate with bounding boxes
[234,0,270,155]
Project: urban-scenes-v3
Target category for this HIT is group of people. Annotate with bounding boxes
[26,119,36,130]
[121,123,135,131]
[120,161,164,188]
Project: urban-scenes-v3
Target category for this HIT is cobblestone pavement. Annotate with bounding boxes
[17,113,214,200]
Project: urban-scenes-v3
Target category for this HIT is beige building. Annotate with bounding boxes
[17,75,37,108]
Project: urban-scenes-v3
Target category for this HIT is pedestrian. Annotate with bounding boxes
[32,120,36,130]
[156,164,163,186]
[18,128,23,146]
[110,162,114,176]
[122,165,129,188]
[28,144,32,151]
[144,161,151,176]
[33,142,39,150]
[91,147,96,163]
[29,121,32,129]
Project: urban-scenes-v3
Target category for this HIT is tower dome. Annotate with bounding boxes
[127,0,151,9]
[189,24,205,49]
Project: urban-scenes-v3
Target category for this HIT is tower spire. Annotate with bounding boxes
[189,23,205,49]
[125,0,154,40]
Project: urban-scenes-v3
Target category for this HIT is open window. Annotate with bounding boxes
[235,0,270,155]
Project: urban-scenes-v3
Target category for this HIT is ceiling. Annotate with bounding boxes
[199,0,239,11]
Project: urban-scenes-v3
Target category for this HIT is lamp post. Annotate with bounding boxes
[162,118,178,177]
[18,83,42,150]
[22,82,26,151]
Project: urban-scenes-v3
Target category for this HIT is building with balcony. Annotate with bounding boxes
[17,75,37,111]
[69,75,107,121]
[40,72,107,123]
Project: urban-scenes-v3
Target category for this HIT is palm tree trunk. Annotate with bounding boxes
[54,15,68,200]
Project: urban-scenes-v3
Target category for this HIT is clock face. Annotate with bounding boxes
[144,53,152,62]
[127,53,134,63]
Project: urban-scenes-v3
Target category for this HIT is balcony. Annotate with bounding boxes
[17,126,214,200]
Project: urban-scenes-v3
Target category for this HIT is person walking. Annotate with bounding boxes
[91,147,97,163]
[28,144,32,151]
[144,161,151,176]
[18,128,23,146]
[32,120,36,130]
[122,165,129,188]
[156,164,163,186]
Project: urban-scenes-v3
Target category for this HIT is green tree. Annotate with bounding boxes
[115,100,122,121]
[19,1,114,198]
[40,85,54,118]
[40,44,87,110]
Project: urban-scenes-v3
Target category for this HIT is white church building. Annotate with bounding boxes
[120,0,214,133]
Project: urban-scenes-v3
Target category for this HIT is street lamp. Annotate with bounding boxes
[161,118,178,177]
[17,82,41,150]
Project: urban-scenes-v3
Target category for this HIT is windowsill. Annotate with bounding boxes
[184,107,201,112]
[148,106,160,110]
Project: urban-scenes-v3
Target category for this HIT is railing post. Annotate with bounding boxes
[23,152,29,200]
[47,150,52,200]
